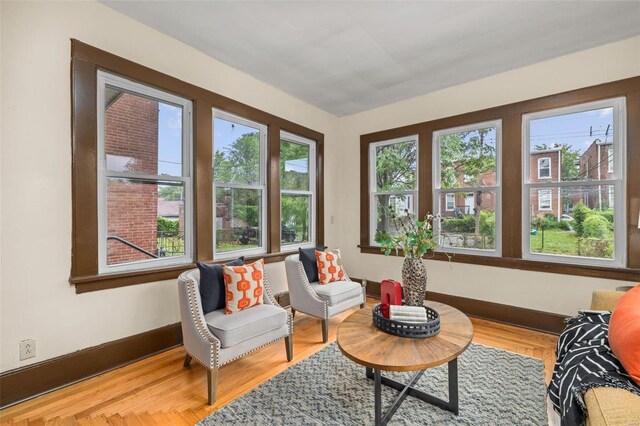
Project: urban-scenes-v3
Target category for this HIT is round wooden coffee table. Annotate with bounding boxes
[337,301,473,426]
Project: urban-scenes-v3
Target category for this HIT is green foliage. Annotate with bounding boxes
[375,142,416,191]
[280,140,310,191]
[441,215,476,233]
[479,210,495,241]
[440,128,495,188]
[582,215,609,239]
[572,201,591,237]
[375,208,439,258]
[157,216,179,235]
[158,185,183,201]
[577,238,613,258]
[213,132,260,184]
[281,195,309,243]
[557,220,572,231]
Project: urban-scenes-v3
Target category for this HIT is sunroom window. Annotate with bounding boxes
[523,98,626,267]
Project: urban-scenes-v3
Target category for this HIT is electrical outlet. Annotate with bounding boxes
[19,339,36,361]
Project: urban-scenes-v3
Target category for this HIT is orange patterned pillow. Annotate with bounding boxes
[223,259,264,314]
[315,249,345,284]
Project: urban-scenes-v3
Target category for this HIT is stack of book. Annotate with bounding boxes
[389,305,427,323]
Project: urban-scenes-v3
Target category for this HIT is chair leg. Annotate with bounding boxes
[291,308,296,319]
[207,368,218,405]
[321,318,329,343]
[285,335,293,362]
[183,354,192,368]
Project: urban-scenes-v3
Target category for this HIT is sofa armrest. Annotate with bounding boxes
[590,290,625,311]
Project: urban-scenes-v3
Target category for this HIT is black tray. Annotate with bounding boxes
[372,304,440,338]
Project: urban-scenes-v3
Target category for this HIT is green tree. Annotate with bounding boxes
[213,132,260,184]
[373,141,417,238]
[280,141,309,191]
[158,184,183,201]
[572,201,591,237]
[440,128,496,235]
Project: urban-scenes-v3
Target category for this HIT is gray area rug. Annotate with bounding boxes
[199,343,547,425]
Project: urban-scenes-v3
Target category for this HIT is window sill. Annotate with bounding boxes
[358,245,640,282]
[70,250,299,293]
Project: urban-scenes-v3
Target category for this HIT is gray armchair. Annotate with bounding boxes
[178,268,292,405]
[285,254,366,343]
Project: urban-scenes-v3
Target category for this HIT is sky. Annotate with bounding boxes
[530,106,613,155]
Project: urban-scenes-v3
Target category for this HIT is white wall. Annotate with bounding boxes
[0,1,340,372]
[336,36,640,317]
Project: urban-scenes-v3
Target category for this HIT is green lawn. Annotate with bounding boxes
[530,229,580,256]
[216,242,259,253]
[530,228,613,258]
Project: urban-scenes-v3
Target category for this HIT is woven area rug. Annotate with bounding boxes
[199,343,547,425]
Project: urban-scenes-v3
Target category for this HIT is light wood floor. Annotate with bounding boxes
[0,299,558,425]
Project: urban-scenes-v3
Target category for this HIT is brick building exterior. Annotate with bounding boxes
[440,170,497,218]
[579,140,614,209]
[105,92,159,265]
[529,148,561,218]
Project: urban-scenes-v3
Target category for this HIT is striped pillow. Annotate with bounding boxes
[223,259,264,314]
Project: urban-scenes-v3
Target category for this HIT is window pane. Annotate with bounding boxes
[439,126,497,189]
[281,194,311,246]
[373,193,416,241]
[104,87,183,176]
[213,117,261,185]
[529,106,614,182]
[528,186,614,259]
[375,141,417,192]
[438,190,497,251]
[215,187,262,253]
[106,178,185,265]
[280,139,310,191]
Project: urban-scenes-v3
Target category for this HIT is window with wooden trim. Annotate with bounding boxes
[97,71,193,274]
[70,40,325,292]
[369,136,418,246]
[523,98,626,267]
[280,131,316,249]
[212,110,267,259]
[433,120,502,256]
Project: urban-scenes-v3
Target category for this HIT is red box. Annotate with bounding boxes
[380,280,403,318]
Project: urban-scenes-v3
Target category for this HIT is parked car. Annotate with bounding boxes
[561,214,574,221]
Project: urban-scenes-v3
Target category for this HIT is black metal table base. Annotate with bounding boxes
[365,359,458,426]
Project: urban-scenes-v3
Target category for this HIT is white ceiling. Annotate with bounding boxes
[101,1,640,116]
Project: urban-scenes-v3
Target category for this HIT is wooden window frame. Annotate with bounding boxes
[70,40,324,293]
[359,76,640,282]
[279,131,317,251]
[368,135,419,246]
[212,110,269,260]
[432,119,502,257]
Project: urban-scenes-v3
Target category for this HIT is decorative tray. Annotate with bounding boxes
[372,304,440,338]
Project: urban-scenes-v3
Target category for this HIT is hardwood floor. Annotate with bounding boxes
[0,299,558,425]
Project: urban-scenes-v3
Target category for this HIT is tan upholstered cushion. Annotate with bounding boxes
[584,387,640,426]
[589,290,625,311]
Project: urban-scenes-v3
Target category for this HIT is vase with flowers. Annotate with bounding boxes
[375,208,441,307]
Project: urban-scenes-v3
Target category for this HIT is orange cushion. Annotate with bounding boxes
[609,284,640,386]
[315,249,345,284]
[223,259,264,314]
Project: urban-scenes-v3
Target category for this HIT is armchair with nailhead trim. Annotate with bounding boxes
[177,268,293,405]
[285,254,366,343]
